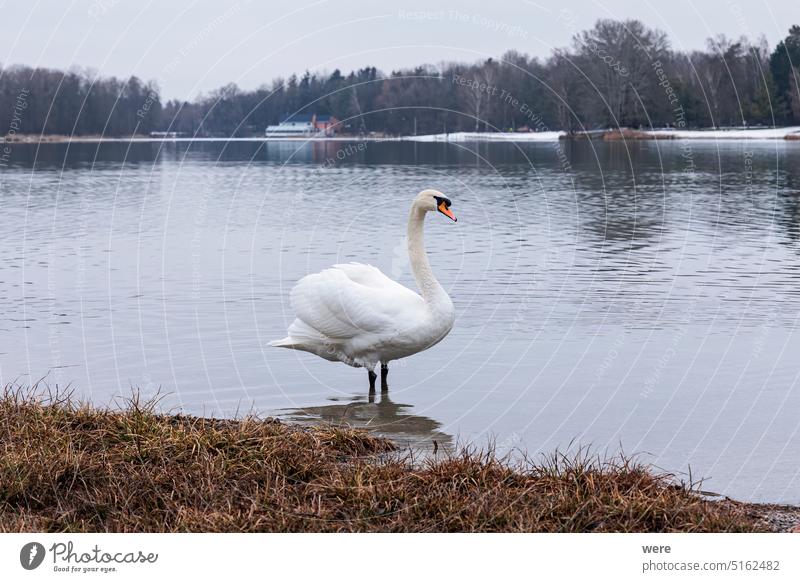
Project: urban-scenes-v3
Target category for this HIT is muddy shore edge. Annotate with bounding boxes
[1,388,796,533]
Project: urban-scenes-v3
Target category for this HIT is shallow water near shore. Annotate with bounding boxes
[1,138,799,504]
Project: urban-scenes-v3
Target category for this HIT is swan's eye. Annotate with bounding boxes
[434,196,451,208]
[434,196,457,222]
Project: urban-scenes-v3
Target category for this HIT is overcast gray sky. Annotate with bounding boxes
[1,0,797,100]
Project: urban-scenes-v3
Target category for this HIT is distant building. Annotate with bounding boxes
[313,114,339,136]
[265,113,340,137]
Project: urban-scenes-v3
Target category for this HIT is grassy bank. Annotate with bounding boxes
[0,387,790,532]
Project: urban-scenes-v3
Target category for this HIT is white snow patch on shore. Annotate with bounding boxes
[644,126,800,140]
[405,127,800,142]
[403,131,565,142]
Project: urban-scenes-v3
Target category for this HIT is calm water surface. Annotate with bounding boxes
[2,139,799,503]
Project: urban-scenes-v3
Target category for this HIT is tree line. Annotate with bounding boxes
[2,20,799,137]
[0,65,161,137]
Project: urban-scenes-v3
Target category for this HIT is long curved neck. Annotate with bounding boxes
[407,204,447,305]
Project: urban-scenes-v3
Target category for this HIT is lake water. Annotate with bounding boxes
[2,138,799,504]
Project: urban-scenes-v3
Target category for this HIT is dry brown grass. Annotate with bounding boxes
[0,386,766,532]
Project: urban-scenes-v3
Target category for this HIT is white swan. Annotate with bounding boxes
[270,189,457,392]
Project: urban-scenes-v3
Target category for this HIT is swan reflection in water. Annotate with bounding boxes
[280,392,452,452]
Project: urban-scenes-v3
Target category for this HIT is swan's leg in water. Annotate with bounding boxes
[368,369,377,394]
[380,363,389,392]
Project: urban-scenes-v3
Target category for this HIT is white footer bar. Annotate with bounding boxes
[1,533,796,581]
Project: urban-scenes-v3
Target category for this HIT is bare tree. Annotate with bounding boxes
[572,19,669,127]
[457,59,499,132]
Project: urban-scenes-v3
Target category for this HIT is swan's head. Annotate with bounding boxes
[414,189,457,222]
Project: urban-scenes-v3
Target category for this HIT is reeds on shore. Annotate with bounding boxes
[0,385,773,532]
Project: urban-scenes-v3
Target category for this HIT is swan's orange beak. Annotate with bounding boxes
[438,201,457,222]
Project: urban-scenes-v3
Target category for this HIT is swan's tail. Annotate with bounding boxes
[268,334,339,362]
[268,337,296,348]
[269,320,342,363]
[269,320,329,349]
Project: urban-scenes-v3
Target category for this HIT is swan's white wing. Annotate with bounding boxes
[290,263,423,340]
[330,262,413,292]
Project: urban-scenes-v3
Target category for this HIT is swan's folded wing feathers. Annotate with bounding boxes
[332,262,421,298]
[332,262,392,288]
[290,265,421,340]
[290,270,363,339]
